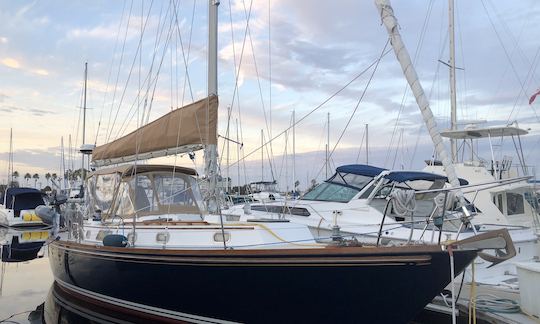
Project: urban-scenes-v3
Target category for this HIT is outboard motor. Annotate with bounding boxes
[35,205,58,226]
[35,205,62,237]
[52,193,68,206]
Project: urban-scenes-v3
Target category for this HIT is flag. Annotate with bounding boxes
[529,89,540,105]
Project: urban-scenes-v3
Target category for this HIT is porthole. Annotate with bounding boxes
[213,232,230,242]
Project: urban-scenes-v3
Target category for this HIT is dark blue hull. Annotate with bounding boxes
[48,241,476,323]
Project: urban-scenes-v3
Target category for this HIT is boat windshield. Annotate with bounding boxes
[302,182,359,202]
[328,172,374,190]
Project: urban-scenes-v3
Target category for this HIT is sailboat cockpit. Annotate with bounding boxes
[86,165,206,223]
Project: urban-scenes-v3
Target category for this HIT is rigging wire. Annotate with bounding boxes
[480,0,540,124]
[312,40,389,181]
[455,0,468,122]
[114,4,168,139]
[108,0,155,142]
[218,0,240,171]
[171,0,194,103]
[143,1,175,126]
[115,1,179,139]
[308,117,329,183]
[94,0,128,146]
[268,0,272,164]
[105,0,135,143]
[239,0,277,182]
[73,65,86,170]
[224,49,392,173]
[354,125,366,164]
[141,0,168,125]
[226,0,249,190]
[409,1,448,166]
[181,0,197,107]
[481,0,540,124]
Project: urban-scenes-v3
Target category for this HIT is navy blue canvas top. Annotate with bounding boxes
[4,187,43,210]
[384,171,469,185]
[335,164,387,177]
[335,164,468,185]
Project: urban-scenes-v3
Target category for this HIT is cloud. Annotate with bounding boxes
[0,146,68,182]
[67,25,121,40]
[65,15,157,42]
[0,37,7,44]
[0,105,52,116]
[1,57,49,76]
[14,1,37,19]
[84,79,112,93]
[0,93,8,102]
[32,68,49,76]
[32,16,50,26]
[1,57,20,69]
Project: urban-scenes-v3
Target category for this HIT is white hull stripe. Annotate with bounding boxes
[55,279,239,324]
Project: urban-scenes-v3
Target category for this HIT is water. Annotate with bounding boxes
[0,227,53,323]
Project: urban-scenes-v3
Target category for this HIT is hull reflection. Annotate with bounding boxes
[44,281,184,323]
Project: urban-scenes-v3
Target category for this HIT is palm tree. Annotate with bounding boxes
[72,168,88,181]
[71,169,80,181]
[24,173,31,185]
[32,173,39,188]
[45,172,51,186]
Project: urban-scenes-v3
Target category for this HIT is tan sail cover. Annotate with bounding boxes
[92,95,218,163]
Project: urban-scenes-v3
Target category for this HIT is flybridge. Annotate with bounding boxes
[440,125,528,139]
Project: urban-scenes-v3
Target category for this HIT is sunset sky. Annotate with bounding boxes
[0,0,539,190]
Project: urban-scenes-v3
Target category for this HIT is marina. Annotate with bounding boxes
[2,0,540,323]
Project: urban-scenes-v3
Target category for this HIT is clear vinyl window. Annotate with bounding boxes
[154,174,196,207]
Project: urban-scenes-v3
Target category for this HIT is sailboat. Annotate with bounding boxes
[45,1,511,322]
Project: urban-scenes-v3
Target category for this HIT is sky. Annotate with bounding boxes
[0,0,540,191]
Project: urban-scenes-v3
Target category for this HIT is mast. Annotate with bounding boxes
[236,118,240,194]
[292,109,296,192]
[8,128,13,187]
[226,106,231,193]
[449,0,458,162]
[365,124,369,164]
[81,62,88,182]
[78,62,95,194]
[374,0,464,199]
[204,0,220,213]
[326,112,330,178]
[261,129,264,182]
[61,136,67,190]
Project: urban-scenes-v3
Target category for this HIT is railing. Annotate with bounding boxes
[375,176,534,247]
